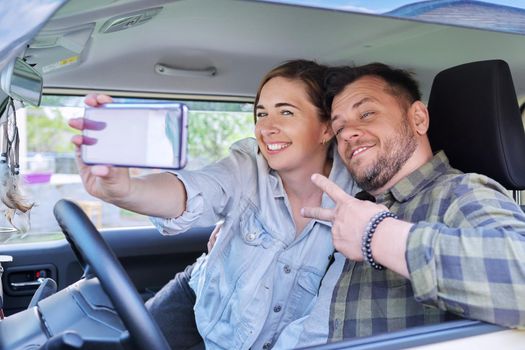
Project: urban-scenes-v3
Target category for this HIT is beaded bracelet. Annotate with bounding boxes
[361,211,398,270]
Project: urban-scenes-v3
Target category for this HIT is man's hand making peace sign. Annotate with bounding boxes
[301,173,414,278]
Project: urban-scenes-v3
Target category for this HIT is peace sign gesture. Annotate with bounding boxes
[301,174,411,277]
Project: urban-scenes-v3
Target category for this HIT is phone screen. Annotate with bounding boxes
[81,103,188,169]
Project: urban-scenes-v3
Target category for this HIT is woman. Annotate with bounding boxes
[70,60,357,349]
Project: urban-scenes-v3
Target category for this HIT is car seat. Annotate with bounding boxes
[427,59,525,203]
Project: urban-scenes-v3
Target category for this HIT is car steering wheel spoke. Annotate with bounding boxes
[53,199,170,350]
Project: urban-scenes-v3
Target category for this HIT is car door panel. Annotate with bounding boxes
[2,226,209,316]
[2,240,81,316]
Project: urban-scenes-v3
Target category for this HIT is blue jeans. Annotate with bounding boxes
[145,263,204,349]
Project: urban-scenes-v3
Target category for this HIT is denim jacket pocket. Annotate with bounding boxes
[288,268,324,318]
[220,205,271,260]
[240,208,272,247]
[298,269,322,294]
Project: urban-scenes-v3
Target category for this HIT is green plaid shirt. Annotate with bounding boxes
[329,151,525,341]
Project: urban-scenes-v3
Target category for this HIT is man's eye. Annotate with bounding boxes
[256,112,268,118]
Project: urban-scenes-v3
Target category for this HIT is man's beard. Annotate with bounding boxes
[347,119,417,192]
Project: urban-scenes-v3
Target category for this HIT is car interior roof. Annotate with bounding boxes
[28,0,525,102]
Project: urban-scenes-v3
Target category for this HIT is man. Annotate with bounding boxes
[274,63,525,348]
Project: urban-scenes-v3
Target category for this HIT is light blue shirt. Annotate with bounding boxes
[151,137,357,350]
[273,252,346,349]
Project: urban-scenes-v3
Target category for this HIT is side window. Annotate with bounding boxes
[0,95,253,244]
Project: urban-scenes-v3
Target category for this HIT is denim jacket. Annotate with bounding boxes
[151,138,357,349]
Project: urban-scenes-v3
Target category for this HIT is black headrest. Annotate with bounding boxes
[428,60,525,190]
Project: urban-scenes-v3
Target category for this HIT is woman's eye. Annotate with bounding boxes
[335,127,343,136]
[280,110,293,116]
[256,112,268,118]
[360,111,374,119]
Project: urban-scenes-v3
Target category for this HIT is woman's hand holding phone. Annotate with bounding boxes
[69,94,133,205]
[70,93,189,218]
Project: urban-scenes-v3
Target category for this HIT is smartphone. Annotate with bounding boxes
[81,103,188,169]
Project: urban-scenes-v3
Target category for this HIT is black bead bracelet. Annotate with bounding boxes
[361,211,398,270]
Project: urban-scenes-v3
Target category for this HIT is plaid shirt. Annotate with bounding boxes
[329,151,525,342]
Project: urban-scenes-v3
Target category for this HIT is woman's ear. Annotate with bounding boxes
[409,101,430,135]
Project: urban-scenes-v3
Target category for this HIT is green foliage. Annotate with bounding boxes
[184,101,253,112]
[25,107,76,153]
[25,96,255,168]
[187,110,254,168]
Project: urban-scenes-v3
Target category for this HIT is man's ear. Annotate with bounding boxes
[409,101,430,135]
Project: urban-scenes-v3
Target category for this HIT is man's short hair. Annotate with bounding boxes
[324,63,422,114]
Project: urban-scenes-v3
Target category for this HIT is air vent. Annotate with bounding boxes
[100,7,162,33]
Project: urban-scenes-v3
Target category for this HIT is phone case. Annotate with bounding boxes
[81,103,188,170]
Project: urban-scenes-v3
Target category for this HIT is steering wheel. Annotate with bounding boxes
[53,199,171,350]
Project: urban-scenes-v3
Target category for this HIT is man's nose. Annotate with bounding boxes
[339,125,362,143]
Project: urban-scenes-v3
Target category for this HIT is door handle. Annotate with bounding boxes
[10,277,45,289]
[4,264,57,296]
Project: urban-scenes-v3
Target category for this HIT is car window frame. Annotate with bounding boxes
[301,319,506,350]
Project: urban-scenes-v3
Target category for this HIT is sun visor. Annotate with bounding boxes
[25,23,95,75]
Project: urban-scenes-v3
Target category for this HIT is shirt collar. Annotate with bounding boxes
[269,169,285,198]
[381,150,451,204]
